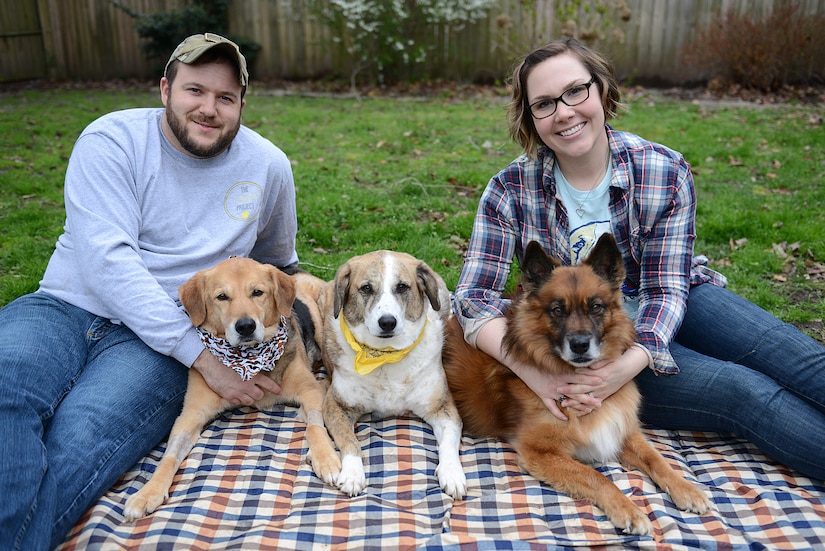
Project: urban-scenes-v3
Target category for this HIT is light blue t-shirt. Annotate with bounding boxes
[554,162,612,263]
[555,162,639,319]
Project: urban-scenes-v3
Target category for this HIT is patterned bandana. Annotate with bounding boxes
[197,316,288,381]
[339,315,428,376]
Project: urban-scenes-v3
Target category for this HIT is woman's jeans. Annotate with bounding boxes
[0,292,188,551]
[636,283,825,480]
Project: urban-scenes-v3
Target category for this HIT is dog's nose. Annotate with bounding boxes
[378,315,397,333]
[568,335,591,355]
[235,318,257,337]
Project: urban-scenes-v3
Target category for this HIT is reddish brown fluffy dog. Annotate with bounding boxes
[443,234,709,535]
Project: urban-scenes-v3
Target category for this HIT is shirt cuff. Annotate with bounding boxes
[460,316,495,348]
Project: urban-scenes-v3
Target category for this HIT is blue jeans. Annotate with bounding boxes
[0,293,188,550]
[636,284,825,480]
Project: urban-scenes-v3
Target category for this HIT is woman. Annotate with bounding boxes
[452,38,825,480]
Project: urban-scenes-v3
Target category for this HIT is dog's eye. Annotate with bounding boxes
[395,283,409,294]
[590,302,605,315]
[252,289,264,297]
[216,293,228,301]
[547,305,565,318]
[359,284,373,295]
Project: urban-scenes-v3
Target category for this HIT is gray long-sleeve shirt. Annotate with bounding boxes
[39,108,298,368]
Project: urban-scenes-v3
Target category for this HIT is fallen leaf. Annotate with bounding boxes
[771,242,789,258]
[730,237,748,250]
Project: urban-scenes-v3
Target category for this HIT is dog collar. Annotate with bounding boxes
[197,316,288,381]
[339,315,427,376]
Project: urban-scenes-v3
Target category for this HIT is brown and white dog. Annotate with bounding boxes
[443,234,710,535]
[123,257,340,521]
[319,250,467,499]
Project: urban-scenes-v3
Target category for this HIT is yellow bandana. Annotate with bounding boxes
[339,315,428,375]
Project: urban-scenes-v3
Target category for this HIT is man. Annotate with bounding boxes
[0,33,296,550]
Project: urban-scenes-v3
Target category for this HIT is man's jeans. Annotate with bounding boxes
[0,293,188,550]
[637,283,825,480]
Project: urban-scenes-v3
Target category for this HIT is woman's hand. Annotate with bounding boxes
[509,360,602,420]
[474,317,602,421]
[474,318,650,421]
[557,344,650,413]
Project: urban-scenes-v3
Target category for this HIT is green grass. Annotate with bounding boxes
[1,86,823,340]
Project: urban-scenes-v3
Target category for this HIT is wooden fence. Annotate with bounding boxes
[2,0,824,85]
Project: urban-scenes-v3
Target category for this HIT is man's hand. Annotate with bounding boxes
[191,349,282,406]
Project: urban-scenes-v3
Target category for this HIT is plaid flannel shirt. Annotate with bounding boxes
[453,126,727,375]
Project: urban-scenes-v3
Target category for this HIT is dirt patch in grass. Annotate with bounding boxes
[795,321,825,344]
[783,287,825,344]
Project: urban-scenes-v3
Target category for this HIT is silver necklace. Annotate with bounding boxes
[574,185,596,218]
[567,155,610,217]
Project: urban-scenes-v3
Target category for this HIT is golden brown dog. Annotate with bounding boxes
[123,257,340,521]
[443,234,709,535]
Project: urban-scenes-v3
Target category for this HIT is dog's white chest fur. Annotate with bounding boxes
[574,411,628,464]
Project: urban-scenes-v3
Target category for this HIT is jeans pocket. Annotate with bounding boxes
[85,317,116,342]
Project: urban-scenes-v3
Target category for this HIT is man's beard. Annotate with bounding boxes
[166,109,240,158]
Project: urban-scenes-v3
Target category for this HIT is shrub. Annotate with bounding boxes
[111,0,260,78]
[308,0,496,87]
[680,2,825,91]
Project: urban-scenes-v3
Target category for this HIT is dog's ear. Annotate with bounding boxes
[521,241,561,292]
[584,233,625,288]
[269,266,297,320]
[415,261,442,312]
[178,272,208,327]
[332,263,352,319]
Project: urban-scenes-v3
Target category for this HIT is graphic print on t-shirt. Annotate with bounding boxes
[570,220,611,264]
[224,181,262,221]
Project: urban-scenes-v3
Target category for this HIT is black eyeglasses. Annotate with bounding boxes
[528,78,595,119]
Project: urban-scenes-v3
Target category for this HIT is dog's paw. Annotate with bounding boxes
[615,508,652,536]
[436,460,467,499]
[336,455,366,496]
[123,489,166,522]
[307,449,342,485]
[670,482,711,515]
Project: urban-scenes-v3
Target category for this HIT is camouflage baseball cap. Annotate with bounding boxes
[165,33,248,86]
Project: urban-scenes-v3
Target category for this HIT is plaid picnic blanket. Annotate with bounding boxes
[59,406,825,550]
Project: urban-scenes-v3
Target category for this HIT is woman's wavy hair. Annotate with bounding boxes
[506,38,623,159]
